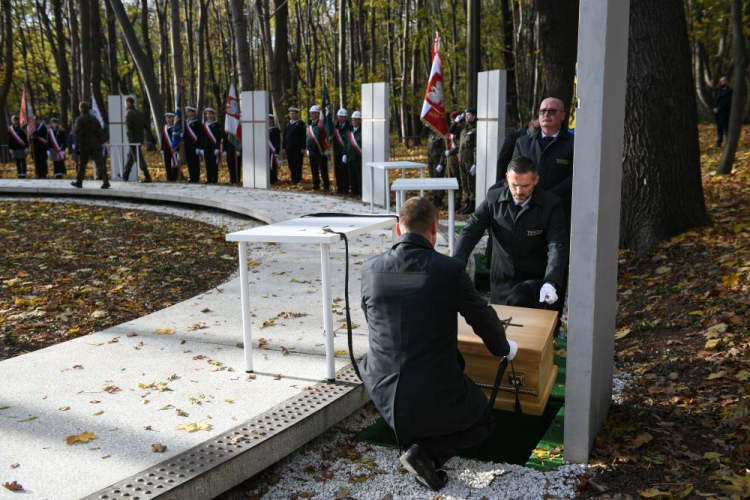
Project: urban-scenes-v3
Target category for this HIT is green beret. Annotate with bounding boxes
[465,107,477,115]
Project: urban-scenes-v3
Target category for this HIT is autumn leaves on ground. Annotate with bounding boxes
[0,125,748,497]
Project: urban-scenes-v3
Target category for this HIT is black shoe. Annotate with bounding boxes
[70,181,82,188]
[399,444,448,491]
[18,174,26,179]
[101,182,110,189]
[139,178,152,183]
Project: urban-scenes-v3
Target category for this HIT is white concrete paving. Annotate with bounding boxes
[0,180,452,499]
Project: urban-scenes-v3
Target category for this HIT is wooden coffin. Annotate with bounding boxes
[457,305,558,416]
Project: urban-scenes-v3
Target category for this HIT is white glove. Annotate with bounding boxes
[342,154,347,163]
[444,149,451,157]
[236,152,241,157]
[199,149,205,156]
[195,148,200,155]
[222,151,227,157]
[306,150,310,157]
[470,164,476,176]
[455,113,464,123]
[436,164,443,173]
[214,149,219,157]
[507,340,518,361]
[25,148,29,155]
[539,283,558,305]
[61,151,65,159]
[46,150,51,157]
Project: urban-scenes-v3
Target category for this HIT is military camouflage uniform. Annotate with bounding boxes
[452,120,476,210]
[123,106,151,181]
[426,129,446,205]
[448,120,463,205]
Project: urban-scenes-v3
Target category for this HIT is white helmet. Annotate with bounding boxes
[337,108,348,117]
[309,105,321,113]
[351,111,362,119]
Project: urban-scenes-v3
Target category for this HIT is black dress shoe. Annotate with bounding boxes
[139,178,152,183]
[70,181,82,188]
[101,182,110,189]
[399,444,448,491]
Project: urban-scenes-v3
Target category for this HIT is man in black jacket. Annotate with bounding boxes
[713,76,732,148]
[284,107,306,184]
[496,118,539,184]
[454,156,568,309]
[360,197,517,491]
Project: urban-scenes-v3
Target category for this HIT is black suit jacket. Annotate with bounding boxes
[360,233,509,446]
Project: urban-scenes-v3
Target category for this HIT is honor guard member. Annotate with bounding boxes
[332,108,351,195]
[30,115,49,179]
[346,111,363,196]
[161,112,179,181]
[184,106,203,183]
[426,126,446,208]
[71,101,109,189]
[8,115,29,179]
[122,95,152,182]
[448,110,463,207]
[223,130,241,185]
[284,107,306,184]
[268,114,281,184]
[305,105,330,192]
[202,108,222,184]
[454,156,568,316]
[451,108,477,214]
[360,197,517,492]
[47,118,67,179]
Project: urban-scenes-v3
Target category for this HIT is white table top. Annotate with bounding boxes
[366,161,428,170]
[226,215,398,244]
[391,178,459,190]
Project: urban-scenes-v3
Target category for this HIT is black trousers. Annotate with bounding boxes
[205,151,219,184]
[185,149,201,183]
[287,149,303,183]
[413,405,493,468]
[308,150,329,190]
[52,160,66,178]
[427,158,445,203]
[348,158,362,196]
[15,159,27,176]
[76,149,107,183]
[33,146,48,178]
[163,152,177,181]
[226,153,240,184]
[124,145,150,179]
[334,153,348,194]
[715,114,730,147]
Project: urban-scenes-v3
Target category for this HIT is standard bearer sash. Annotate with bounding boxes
[163,125,178,166]
[8,127,26,148]
[203,122,218,147]
[269,141,278,169]
[186,120,199,144]
[348,129,362,157]
[307,124,324,155]
[48,128,64,161]
[34,125,48,146]
[334,127,345,147]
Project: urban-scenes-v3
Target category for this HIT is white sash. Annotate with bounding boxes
[348,129,362,156]
[8,127,26,148]
[186,120,199,143]
[48,128,64,161]
[307,124,323,154]
[334,127,345,147]
[269,140,278,168]
[163,125,177,166]
[203,122,218,147]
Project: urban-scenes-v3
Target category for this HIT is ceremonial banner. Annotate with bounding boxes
[420,34,448,138]
[91,94,106,127]
[19,82,33,134]
[171,92,182,154]
[224,84,242,149]
[321,85,334,139]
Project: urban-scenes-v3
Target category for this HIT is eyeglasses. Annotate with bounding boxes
[539,108,562,116]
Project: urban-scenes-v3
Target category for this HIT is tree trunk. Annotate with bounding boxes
[108,0,165,147]
[104,0,119,95]
[185,0,196,106]
[196,0,208,111]
[0,0,13,159]
[139,0,154,128]
[500,0,518,126]
[229,0,252,91]
[273,0,291,104]
[170,0,184,114]
[466,0,479,108]
[91,0,106,121]
[338,0,347,106]
[254,0,283,132]
[68,0,81,120]
[537,0,579,111]
[620,0,710,256]
[79,0,91,102]
[716,0,748,175]
[399,0,410,146]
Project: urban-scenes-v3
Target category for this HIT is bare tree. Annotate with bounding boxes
[0,0,13,158]
[229,0,252,91]
[254,0,283,129]
[79,0,91,102]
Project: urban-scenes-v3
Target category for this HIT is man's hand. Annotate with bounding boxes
[539,283,558,305]
[436,164,443,173]
[342,154,347,163]
[214,149,220,157]
[455,113,464,123]
[507,340,518,361]
[444,149,451,157]
[195,149,200,155]
[470,164,476,176]
[713,108,719,114]
[306,150,310,157]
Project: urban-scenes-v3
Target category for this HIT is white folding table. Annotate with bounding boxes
[225,216,398,381]
[366,161,428,214]
[391,177,460,255]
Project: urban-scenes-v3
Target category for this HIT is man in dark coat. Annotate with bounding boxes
[284,107,306,184]
[8,115,29,179]
[713,76,732,148]
[332,108,351,194]
[71,101,108,189]
[268,114,281,184]
[202,108,222,184]
[360,197,516,491]
[305,105,330,191]
[346,111,363,196]
[29,115,49,179]
[161,112,179,181]
[454,156,568,312]
[47,117,67,179]
[123,95,152,182]
[223,130,241,185]
[184,106,203,183]
[496,118,539,184]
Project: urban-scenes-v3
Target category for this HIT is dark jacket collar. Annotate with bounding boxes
[392,232,434,250]
[533,128,570,142]
[498,186,548,208]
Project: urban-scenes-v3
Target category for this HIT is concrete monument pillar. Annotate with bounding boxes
[475,70,506,206]
[240,91,270,189]
[107,95,137,181]
[361,83,390,206]
[564,0,630,462]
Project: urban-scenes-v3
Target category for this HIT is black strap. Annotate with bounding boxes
[488,317,523,414]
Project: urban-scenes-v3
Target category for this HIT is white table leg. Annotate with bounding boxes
[370,166,375,214]
[238,242,254,373]
[395,190,401,214]
[320,244,335,381]
[448,189,455,255]
[385,170,391,214]
[419,167,424,197]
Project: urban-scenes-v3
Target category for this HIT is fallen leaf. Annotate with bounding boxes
[126,332,138,338]
[17,416,37,423]
[66,431,97,445]
[154,328,176,335]
[175,408,189,417]
[273,374,282,380]
[615,328,631,340]
[73,364,83,370]
[707,370,727,380]
[102,385,120,393]
[93,410,104,416]
[334,349,348,356]
[2,481,22,491]
[9,463,19,469]
[702,451,723,460]
[175,422,211,432]
[632,432,654,448]
[639,488,672,498]
[151,443,167,453]
[705,339,721,350]
[224,398,234,403]
[58,406,70,411]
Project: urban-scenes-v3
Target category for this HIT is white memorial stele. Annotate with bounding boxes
[475,70,507,206]
[240,91,270,189]
[107,95,138,182]
[361,83,390,207]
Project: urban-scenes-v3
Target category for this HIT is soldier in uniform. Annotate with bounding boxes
[71,101,108,189]
[305,105,330,192]
[346,111,363,196]
[47,117,67,179]
[223,130,241,185]
[426,127,446,208]
[268,114,281,184]
[447,110,463,208]
[202,108,222,184]
[184,106,203,183]
[8,115,29,179]
[160,112,179,181]
[30,115,49,179]
[332,108,351,195]
[284,107,305,184]
[122,95,152,182]
[452,107,477,214]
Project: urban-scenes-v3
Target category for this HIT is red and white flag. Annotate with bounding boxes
[420,33,448,138]
[19,82,33,135]
[224,84,242,150]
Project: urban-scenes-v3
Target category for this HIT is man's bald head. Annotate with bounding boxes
[538,97,565,135]
[399,197,439,246]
